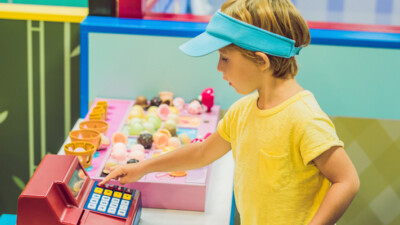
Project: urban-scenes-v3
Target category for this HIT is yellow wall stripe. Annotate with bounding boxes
[0,3,88,23]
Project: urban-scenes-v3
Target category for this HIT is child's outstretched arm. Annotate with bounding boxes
[99,132,231,185]
[308,146,360,225]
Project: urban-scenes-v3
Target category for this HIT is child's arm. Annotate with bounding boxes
[100,132,231,185]
[308,146,360,225]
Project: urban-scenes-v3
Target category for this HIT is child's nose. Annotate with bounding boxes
[217,60,223,72]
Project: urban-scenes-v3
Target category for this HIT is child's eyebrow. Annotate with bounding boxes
[218,48,227,54]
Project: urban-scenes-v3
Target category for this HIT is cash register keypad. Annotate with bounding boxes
[84,181,135,218]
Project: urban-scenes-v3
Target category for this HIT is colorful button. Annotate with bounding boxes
[125,188,133,194]
[107,207,117,214]
[113,191,122,198]
[123,194,132,201]
[104,190,113,196]
[116,186,125,192]
[98,205,107,212]
[87,203,97,210]
[105,184,115,190]
[111,198,120,204]
[94,187,104,194]
[92,193,101,199]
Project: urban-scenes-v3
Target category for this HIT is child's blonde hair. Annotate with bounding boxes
[221,0,311,79]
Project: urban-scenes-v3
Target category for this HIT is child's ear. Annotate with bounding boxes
[255,52,270,71]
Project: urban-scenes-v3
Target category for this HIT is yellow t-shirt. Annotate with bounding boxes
[218,90,344,225]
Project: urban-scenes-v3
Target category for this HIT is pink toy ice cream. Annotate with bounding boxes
[128,150,145,162]
[172,97,185,111]
[188,101,202,114]
[201,88,214,112]
[168,137,181,149]
[130,144,145,153]
[111,148,127,162]
[112,142,127,152]
[157,104,171,121]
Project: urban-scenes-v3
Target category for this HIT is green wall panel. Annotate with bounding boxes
[0,18,80,214]
[0,19,29,215]
[333,117,400,225]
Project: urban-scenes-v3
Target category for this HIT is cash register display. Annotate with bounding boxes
[67,165,87,198]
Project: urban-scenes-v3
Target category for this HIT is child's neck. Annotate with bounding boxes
[257,77,304,110]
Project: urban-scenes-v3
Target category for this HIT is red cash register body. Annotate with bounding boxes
[17,155,141,225]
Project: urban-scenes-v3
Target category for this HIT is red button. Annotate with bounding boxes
[105,183,115,190]
[97,182,105,188]
[116,186,125,192]
[125,188,133,194]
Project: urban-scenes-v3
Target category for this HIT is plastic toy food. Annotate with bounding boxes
[166,113,180,124]
[159,91,174,105]
[135,95,149,108]
[169,171,187,177]
[64,142,95,168]
[163,122,177,137]
[130,144,145,153]
[178,133,191,145]
[127,159,139,164]
[130,122,144,135]
[150,97,162,107]
[111,148,127,162]
[112,132,128,145]
[69,129,101,150]
[113,142,127,152]
[103,160,118,174]
[129,150,145,162]
[138,133,153,149]
[188,101,202,114]
[201,88,214,112]
[157,104,170,121]
[142,121,156,133]
[172,97,185,111]
[79,120,109,135]
[168,137,181,149]
[153,132,169,149]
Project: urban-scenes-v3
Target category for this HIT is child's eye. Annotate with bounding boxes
[220,56,228,62]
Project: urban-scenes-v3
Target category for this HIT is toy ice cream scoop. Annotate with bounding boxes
[111,148,127,162]
[188,101,202,114]
[172,97,185,111]
[135,95,149,108]
[159,91,174,105]
[201,88,214,112]
[138,133,153,149]
[179,133,191,145]
[129,150,145,162]
[130,144,145,153]
[112,132,128,145]
[153,132,169,149]
[157,104,170,121]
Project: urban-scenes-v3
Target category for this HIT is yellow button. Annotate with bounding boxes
[123,194,132,201]
[94,187,104,194]
[104,190,113,196]
[113,191,122,198]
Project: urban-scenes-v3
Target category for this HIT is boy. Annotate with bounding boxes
[101,1,359,224]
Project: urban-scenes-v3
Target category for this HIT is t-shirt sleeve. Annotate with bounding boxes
[300,116,344,166]
[217,106,235,143]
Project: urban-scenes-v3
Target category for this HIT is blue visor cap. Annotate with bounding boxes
[179,10,303,58]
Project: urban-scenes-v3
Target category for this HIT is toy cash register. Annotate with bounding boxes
[17,155,142,225]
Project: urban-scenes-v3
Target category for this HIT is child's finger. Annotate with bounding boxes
[99,169,123,185]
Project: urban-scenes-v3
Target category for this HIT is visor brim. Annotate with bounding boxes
[179,32,232,57]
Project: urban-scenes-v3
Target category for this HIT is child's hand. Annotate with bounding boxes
[99,163,144,186]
